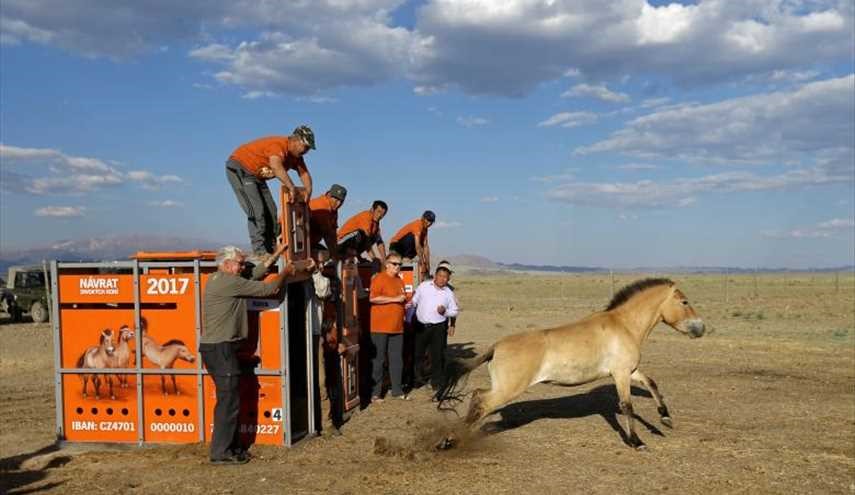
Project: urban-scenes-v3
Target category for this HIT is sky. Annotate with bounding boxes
[0,0,853,269]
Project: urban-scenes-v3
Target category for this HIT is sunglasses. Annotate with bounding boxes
[388,261,402,266]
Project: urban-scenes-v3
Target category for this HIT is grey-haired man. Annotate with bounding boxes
[226,126,316,258]
[200,244,314,464]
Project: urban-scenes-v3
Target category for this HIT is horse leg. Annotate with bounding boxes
[106,375,115,400]
[631,369,672,428]
[614,371,645,450]
[93,375,101,400]
[82,375,89,398]
[468,360,533,428]
[160,375,168,395]
[171,375,179,395]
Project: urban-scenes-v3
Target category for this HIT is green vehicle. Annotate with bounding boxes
[1,265,50,323]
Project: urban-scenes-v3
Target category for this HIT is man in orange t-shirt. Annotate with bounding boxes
[389,210,435,277]
[369,253,408,401]
[225,125,315,257]
[337,200,388,262]
[309,184,347,259]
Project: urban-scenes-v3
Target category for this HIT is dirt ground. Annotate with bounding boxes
[1,273,853,494]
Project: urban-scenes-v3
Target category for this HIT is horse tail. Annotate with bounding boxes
[435,345,496,411]
[76,352,86,369]
[163,339,185,347]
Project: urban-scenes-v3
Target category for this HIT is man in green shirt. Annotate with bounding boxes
[201,244,313,464]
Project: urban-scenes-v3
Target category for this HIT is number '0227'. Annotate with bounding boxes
[146,278,190,295]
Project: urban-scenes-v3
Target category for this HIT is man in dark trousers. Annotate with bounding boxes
[225,126,316,259]
[200,244,313,464]
[410,265,459,391]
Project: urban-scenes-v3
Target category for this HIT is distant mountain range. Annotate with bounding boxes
[0,235,224,273]
[0,236,852,275]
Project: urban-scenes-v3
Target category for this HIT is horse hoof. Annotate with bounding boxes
[635,443,648,451]
[110,395,116,400]
[435,436,455,450]
[661,416,673,428]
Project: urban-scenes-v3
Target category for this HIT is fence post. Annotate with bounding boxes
[724,268,729,303]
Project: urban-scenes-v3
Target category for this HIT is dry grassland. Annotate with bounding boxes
[1,273,853,494]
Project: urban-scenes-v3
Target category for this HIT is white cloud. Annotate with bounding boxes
[411,0,854,96]
[617,163,660,171]
[127,170,183,190]
[0,144,182,194]
[456,116,489,127]
[639,97,670,108]
[147,200,184,208]
[562,83,630,103]
[34,206,85,217]
[242,90,279,100]
[578,75,855,167]
[480,196,499,203]
[296,95,337,104]
[531,170,577,183]
[538,111,599,128]
[763,218,855,239]
[545,165,853,209]
[3,2,850,97]
[433,220,462,229]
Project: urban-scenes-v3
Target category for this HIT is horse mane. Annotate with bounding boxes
[605,278,674,311]
[163,339,185,347]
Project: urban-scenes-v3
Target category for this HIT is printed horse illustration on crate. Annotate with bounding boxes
[141,330,196,395]
[436,278,706,451]
[77,329,117,400]
[110,325,135,389]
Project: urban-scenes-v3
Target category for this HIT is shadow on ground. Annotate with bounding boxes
[0,443,70,494]
[484,384,665,446]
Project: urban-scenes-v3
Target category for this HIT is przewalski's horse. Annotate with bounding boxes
[141,330,195,395]
[110,326,135,389]
[437,278,705,450]
[76,329,117,400]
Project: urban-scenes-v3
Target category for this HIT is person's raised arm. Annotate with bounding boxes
[269,155,296,202]
[295,160,312,200]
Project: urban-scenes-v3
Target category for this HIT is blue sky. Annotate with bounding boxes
[1,0,853,268]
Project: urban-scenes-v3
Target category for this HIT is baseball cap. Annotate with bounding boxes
[423,210,436,222]
[294,125,316,149]
[437,260,454,273]
[328,184,347,201]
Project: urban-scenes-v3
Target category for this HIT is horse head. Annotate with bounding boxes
[101,329,117,355]
[660,286,705,338]
[118,325,135,342]
[177,345,196,363]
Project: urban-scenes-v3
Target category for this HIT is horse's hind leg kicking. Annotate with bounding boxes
[631,369,672,428]
[466,362,533,429]
[614,370,645,450]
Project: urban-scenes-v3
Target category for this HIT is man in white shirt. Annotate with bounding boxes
[410,265,459,390]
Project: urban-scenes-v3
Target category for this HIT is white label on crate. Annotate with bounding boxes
[150,422,195,433]
[246,299,280,311]
[79,277,120,295]
[239,424,280,435]
[271,408,283,422]
[70,421,136,432]
[145,277,190,295]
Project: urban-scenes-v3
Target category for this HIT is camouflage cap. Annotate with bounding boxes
[328,183,347,201]
[294,125,316,149]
